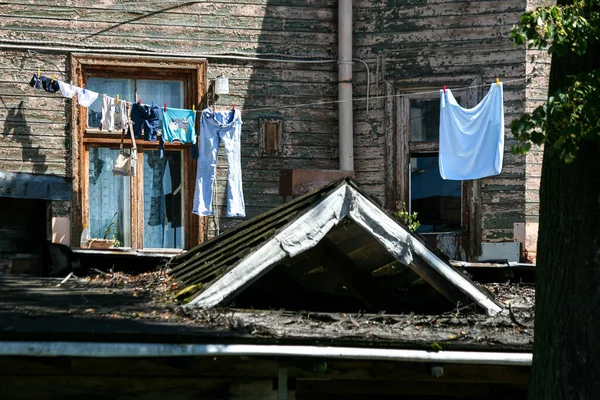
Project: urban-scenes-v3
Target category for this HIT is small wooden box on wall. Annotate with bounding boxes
[279,169,355,197]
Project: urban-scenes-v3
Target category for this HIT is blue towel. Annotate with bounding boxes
[439,83,504,180]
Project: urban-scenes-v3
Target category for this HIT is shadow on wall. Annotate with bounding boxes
[1,99,48,174]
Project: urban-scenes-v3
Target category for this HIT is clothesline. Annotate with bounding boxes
[30,72,528,116]
[241,77,528,112]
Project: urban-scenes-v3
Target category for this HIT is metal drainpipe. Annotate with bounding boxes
[338,0,354,171]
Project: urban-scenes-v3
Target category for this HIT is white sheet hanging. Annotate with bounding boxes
[439,83,504,180]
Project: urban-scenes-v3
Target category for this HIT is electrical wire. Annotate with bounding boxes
[0,41,338,64]
[240,77,528,112]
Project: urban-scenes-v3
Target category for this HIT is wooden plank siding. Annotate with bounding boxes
[0,0,339,240]
[523,0,554,224]
[0,0,544,249]
[353,0,533,244]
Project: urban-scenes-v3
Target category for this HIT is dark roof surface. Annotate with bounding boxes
[0,272,534,351]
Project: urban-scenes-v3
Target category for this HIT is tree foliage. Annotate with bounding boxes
[510,0,600,163]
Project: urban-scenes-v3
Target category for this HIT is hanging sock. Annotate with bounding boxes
[439,83,504,180]
[29,74,42,90]
[29,74,59,93]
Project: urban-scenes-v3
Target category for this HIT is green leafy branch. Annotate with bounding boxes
[394,202,421,233]
[511,70,600,163]
[103,211,121,247]
[510,0,600,163]
[511,0,599,57]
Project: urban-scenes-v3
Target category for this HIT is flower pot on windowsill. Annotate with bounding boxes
[85,238,116,249]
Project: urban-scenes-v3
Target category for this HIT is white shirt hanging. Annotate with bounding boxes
[439,83,504,180]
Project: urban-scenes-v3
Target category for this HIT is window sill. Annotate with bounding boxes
[72,248,181,258]
[83,130,192,147]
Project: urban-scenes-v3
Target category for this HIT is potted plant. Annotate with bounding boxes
[86,211,120,249]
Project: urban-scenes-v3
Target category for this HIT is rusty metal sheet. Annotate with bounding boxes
[279,169,355,196]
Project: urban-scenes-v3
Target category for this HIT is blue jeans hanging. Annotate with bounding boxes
[193,108,245,218]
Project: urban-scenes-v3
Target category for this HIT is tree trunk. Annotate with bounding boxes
[529,6,600,398]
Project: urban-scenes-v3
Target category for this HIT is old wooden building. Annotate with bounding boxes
[0,0,549,270]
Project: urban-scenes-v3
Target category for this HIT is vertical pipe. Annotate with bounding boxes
[338,0,354,171]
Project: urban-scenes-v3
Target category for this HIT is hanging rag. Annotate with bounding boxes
[75,87,99,108]
[439,83,504,180]
[100,95,116,132]
[56,80,78,98]
[114,99,129,131]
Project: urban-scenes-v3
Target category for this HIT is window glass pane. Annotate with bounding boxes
[410,155,461,233]
[87,78,135,129]
[143,150,184,249]
[88,148,132,247]
[137,80,184,125]
[410,99,440,142]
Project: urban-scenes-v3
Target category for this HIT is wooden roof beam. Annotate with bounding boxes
[321,240,391,312]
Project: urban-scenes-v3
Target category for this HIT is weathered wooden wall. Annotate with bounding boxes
[353,0,532,243]
[524,0,554,225]
[0,0,339,238]
[0,0,544,247]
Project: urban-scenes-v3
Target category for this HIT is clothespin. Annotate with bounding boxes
[443,85,447,93]
[496,78,501,86]
[138,98,142,105]
[192,105,195,113]
[151,100,155,108]
[116,94,120,105]
[37,68,40,79]
[164,102,167,112]
[231,104,235,110]
[51,74,56,83]
[82,84,86,94]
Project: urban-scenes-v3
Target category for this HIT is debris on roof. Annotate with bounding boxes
[0,274,534,351]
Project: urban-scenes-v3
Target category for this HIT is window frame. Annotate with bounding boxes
[394,76,483,256]
[70,55,207,250]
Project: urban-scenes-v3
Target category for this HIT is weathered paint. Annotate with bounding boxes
[0,0,546,251]
[352,0,546,251]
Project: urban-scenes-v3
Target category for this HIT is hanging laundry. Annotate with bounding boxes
[75,86,99,108]
[145,103,161,141]
[100,95,116,132]
[161,107,196,144]
[439,83,504,180]
[193,107,245,218]
[114,99,128,131]
[130,102,147,139]
[56,80,78,98]
[29,74,60,93]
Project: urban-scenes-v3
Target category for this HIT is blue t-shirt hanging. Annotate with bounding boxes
[161,107,196,144]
